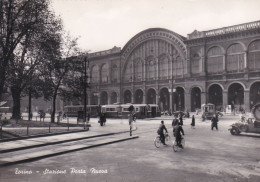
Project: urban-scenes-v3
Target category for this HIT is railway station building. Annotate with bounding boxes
[71,20,260,113]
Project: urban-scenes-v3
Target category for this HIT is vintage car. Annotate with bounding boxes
[229,103,260,135]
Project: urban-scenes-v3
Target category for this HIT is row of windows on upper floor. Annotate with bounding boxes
[89,40,260,83]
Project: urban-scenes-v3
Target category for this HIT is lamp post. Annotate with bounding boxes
[83,55,89,125]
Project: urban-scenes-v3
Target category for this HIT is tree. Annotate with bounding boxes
[0,0,59,100]
[41,34,83,123]
[3,0,62,119]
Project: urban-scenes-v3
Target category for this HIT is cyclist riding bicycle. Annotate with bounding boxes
[173,122,185,148]
[157,120,168,145]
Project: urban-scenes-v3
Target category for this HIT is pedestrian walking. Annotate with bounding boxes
[191,115,195,129]
[179,115,183,126]
[172,115,179,127]
[211,115,218,130]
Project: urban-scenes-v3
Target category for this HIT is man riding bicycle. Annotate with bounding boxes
[157,120,168,145]
[173,122,185,148]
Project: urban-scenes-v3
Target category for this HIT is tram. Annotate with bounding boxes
[64,105,100,117]
[201,103,215,120]
[101,104,161,119]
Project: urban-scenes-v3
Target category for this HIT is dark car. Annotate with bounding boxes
[229,103,260,135]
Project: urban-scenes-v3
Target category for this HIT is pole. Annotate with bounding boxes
[28,88,32,121]
[83,56,87,128]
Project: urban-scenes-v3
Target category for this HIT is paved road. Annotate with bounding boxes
[0,115,260,182]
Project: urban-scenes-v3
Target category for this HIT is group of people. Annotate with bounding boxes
[157,114,198,148]
[157,115,186,148]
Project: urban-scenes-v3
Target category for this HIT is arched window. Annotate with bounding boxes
[111,64,118,83]
[174,56,183,77]
[248,40,260,70]
[101,64,109,83]
[207,46,223,74]
[159,54,168,79]
[227,43,245,73]
[134,59,143,81]
[124,62,133,82]
[91,65,99,83]
[191,53,200,74]
[146,56,156,80]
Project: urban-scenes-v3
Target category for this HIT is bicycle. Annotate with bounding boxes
[154,132,171,148]
[173,136,185,152]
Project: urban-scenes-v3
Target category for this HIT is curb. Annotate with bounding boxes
[0,130,127,153]
[0,136,139,167]
[0,128,90,143]
[0,127,138,153]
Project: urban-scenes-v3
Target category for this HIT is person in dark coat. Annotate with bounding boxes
[173,122,185,148]
[179,115,183,126]
[211,115,218,130]
[191,115,195,129]
[157,120,168,145]
[172,115,179,127]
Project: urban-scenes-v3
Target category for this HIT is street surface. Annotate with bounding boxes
[0,114,260,182]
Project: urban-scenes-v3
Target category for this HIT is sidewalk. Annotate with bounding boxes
[0,119,139,167]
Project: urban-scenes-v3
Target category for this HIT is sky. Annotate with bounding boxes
[51,0,260,53]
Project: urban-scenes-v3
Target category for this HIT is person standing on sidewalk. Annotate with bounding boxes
[191,115,195,129]
[129,112,133,136]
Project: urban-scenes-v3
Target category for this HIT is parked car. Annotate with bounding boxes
[229,103,260,135]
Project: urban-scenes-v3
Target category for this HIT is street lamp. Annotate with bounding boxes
[83,55,89,125]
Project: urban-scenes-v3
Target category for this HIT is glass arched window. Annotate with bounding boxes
[146,56,156,80]
[124,62,133,82]
[111,64,118,83]
[248,40,260,70]
[207,46,224,74]
[134,59,143,81]
[159,54,168,79]
[227,43,245,72]
[174,56,183,77]
[191,53,200,74]
[91,65,99,83]
[101,63,109,83]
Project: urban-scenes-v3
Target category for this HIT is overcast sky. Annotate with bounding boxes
[51,0,260,53]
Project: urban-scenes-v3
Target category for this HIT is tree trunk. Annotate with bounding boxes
[0,67,6,100]
[11,86,22,119]
[51,89,58,123]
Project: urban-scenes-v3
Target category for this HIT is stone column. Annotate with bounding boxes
[143,94,146,104]
[222,90,228,111]
[108,93,111,104]
[131,91,134,103]
[88,95,91,105]
[185,90,191,112]
[201,92,206,105]
[244,89,250,112]
[169,90,173,113]
[97,95,100,105]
